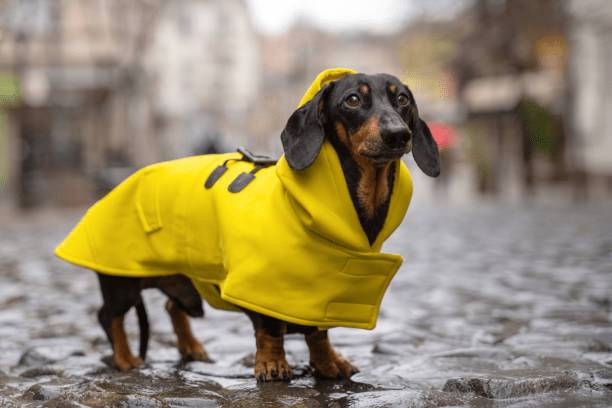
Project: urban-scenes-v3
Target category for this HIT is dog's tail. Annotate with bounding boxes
[135,300,149,360]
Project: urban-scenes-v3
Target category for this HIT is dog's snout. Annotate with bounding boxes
[379,113,410,149]
[381,125,410,149]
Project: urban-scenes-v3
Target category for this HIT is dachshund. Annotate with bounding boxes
[94,72,440,380]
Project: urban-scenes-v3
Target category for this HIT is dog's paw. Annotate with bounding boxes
[182,348,213,363]
[311,354,359,380]
[255,356,292,382]
[114,354,144,372]
[179,340,213,363]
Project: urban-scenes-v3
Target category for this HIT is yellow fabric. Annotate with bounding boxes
[55,68,414,330]
[298,67,358,108]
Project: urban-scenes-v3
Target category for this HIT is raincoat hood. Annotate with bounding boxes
[276,144,410,253]
[277,67,409,251]
[55,68,414,330]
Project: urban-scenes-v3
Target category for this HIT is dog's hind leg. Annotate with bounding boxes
[157,275,210,362]
[305,330,359,380]
[97,305,114,346]
[97,273,145,371]
[165,299,211,362]
[109,314,144,371]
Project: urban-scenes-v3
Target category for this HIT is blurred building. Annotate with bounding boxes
[253,23,404,154]
[567,0,612,195]
[395,20,463,122]
[0,0,259,209]
[452,0,569,198]
[0,0,158,208]
[2,0,610,210]
[146,0,259,158]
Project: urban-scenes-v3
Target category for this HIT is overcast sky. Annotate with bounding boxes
[244,0,467,35]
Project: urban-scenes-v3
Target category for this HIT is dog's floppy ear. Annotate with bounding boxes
[281,83,333,170]
[406,90,440,177]
[412,118,440,177]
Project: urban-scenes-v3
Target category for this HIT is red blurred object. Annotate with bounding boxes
[428,122,456,150]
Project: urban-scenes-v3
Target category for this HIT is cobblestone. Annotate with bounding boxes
[0,201,611,407]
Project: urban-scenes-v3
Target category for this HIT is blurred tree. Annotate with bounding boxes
[452,0,569,196]
[455,0,567,86]
[399,31,458,103]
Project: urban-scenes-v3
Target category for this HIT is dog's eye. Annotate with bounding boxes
[344,94,361,108]
[397,94,410,107]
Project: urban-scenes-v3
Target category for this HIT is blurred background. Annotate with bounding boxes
[0,0,610,209]
[1,2,612,405]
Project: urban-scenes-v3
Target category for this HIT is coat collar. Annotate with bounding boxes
[276,142,412,252]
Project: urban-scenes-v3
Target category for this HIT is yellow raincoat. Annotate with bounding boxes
[55,68,414,330]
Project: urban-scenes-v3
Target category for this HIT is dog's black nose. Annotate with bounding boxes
[381,125,411,149]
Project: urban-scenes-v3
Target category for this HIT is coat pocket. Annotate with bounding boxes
[324,257,401,328]
[135,169,163,233]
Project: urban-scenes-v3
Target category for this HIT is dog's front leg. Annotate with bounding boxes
[254,330,292,382]
[305,330,359,380]
[247,312,292,382]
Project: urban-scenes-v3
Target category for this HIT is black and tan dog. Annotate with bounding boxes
[61,70,439,381]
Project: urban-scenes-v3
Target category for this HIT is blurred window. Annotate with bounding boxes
[3,0,55,35]
[177,10,192,36]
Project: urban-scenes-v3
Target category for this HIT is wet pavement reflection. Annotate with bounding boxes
[1,202,611,407]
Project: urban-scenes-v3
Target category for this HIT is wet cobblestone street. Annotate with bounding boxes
[1,201,611,407]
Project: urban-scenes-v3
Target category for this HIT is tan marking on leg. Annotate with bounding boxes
[110,315,143,371]
[305,330,359,379]
[254,330,292,382]
[166,300,210,362]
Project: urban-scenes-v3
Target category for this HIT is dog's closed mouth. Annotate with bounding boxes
[360,149,407,162]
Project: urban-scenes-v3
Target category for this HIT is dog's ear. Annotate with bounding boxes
[412,118,440,177]
[281,83,333,170]
[406,91,440,177]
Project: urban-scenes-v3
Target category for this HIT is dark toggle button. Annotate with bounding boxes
[204,158,237,189]
[227,172,255,193]
[228,165,266,193]
[206,148,276,191]
[204,165,228,188]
